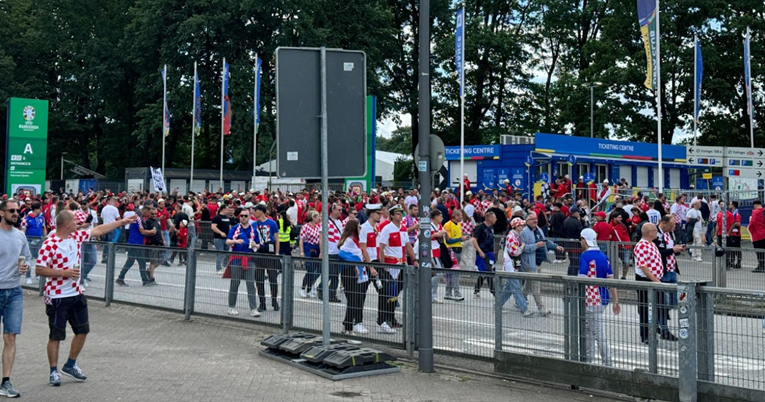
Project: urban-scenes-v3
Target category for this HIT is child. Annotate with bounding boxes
[177,220,188,265]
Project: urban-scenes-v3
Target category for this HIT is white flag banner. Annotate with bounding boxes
[150,167,166,193]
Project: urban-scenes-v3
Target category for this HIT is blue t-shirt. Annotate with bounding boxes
[24,213,45,237]
[254,218,279,254]
[127,219,145,245]
[578,248,613,305]
[227,224,260,253]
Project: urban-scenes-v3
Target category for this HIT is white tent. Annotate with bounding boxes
[258,150,411,182]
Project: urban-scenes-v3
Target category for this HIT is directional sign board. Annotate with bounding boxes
[686,146,723,167]
[723,147,765,178]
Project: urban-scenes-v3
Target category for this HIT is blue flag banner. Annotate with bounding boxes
[254,58,262,124]
[194,70,202,137]
[637,0,658,90]
[222,61,231,135]
[695,38,703,121]
[744,29,752,116]
[162,67,170,137]
[455,8,465,97]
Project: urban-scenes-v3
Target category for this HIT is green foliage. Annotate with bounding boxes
[393,158,414,183]
[0,0,763,181]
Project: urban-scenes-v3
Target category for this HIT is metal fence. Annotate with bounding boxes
[20,239,765,401]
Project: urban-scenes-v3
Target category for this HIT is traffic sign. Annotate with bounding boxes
[726,146,765,158]
[686,146,724,167]
[725,168,764,179]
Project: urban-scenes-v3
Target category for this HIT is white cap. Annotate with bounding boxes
[466,191,472,195]
[157,198,165,203]
[366,203,382,211]
[244,202,254,208]
[580,228,598,248]
[259,201,267,206]
[603,179,609,184]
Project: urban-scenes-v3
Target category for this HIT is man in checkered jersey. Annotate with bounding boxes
[578,229,620,366]
[633,222,666,344]
[35,209,136,386]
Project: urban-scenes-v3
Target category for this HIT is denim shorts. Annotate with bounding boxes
[0,287,23,334]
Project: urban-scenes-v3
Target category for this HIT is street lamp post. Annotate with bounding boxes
[582,82,603,138]
[60,152,67,180]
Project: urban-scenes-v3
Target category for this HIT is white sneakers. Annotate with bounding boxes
[353,323,369,334]
[227,308,239,316]
[300,289,308,298]
[25,277,33,285]
[432,298,443,304]
[250,309,261,317]
[378,322,396,334]
[522,311,534,318]
[308,288,317,298]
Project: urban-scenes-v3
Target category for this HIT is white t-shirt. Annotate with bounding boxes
[464,203,475,218]
[686,208,703,232]
[405,195,419,208]
[647,209,661,225]
[101,204,120,225]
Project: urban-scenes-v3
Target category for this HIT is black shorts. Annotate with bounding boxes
[46,294,90,341]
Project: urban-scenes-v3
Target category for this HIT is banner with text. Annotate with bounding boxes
[5,98,48,195]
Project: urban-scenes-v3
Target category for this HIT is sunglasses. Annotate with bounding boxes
[2,209,18,213]
[240,215,250,218]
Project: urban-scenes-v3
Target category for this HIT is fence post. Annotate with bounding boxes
[494,275,503,352]
[710,249,717,286]
[677,282,698,402]
[648,288,658,374]
[281,255,293,334]
[563,280,579,361]
[696,287,715,382]
[104,242,116,306]
[405,264,417,354]
[183,249,197,320]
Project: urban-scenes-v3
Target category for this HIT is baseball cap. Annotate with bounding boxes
[570,207,580,215]
[580,228,598,248]
[594,211,606,219]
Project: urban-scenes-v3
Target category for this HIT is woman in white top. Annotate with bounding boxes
[685,201,704,261]
[338,220,377,335]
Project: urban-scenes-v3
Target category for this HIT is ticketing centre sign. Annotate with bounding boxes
[535,133,686,162]
[445,145,500,160]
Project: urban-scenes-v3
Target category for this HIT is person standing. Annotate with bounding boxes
[156,199,171,266]
[143,207,164,284]
[298,211,322,298]
[36,210,135,386]
[317,203,344,303]
[578,228,620,366]
[499,218,531,317]
[609,212,632,280]
[520,212,564,316]
[749,200,765,273]
[252,204,280,312]
[337,220,376,335]
[225,209,261,317]
[442,211,467,301]
[210,204,231,275]
[20,201,46,285]
[472,211,497,298]
[685,201,704,262]
[706,195,720,246]
[169,203,189,265]
[78,202,98,287]
[561,207,584,276]
[377,205,418,333]
[654,215,683,341]
[633,223,664,344]
[0,201,32,397]
[181,197,197,251]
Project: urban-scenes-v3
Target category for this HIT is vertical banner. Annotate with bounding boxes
[695,37,703,122]
[150,167,166,192]
[345,95,375,193]
[744,27,752,116]
[5,98,49,195]
[455,8,465,97]
[162,67,170,137]
[254,58,262,125]
[252,56,262,184]
[194,68,202,136]
[222,60,231,135]
[637,0,658,90]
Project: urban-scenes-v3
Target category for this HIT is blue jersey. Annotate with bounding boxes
[578,248,613,306]
[24,213,45,237]
[128,219,145,245]
[254,218,279,254]
[227,224,260,253]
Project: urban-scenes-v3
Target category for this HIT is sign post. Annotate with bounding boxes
[5,98,48,195]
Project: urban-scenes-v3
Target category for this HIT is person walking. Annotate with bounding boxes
[749,200,765,273]
[210,204,231,275]
[609,212,632,280]
[116,202,155,286]
[20,201,46,285]
[499,218,531,317]
[0,201,32,397]
[472,211,497,298]
[317,203,344,303]
[578,228,620,366]
[225,209,261,317]
[252,204,280,312]
[36,209,135,386]
[338,220,376,335]
[377,205,418,334]
[520,212,564,316]
[298,211,322,298]
[156,199,172,266]
[685,201,704,262]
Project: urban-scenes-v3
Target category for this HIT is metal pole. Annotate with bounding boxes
[253,54,259,183]
[162,64,167,182]
[656,0,663,193]
[191,62,197,190]
[693,37,698,147]
[60,154,64,180]
[747,27,754,149]
[459,8,465,203]
[417,0,434,373]
[220,57,225,192]
[590,86,594,138]
[320,47,330,348]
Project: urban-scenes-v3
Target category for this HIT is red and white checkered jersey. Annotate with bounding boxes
[74,210,88,225]
[662,232,677,272]
[300,223,321,245]
[634,239,663,280]
[36,230,91,299]
[378,221,407,265]
[430,223,443,258]
[503,230,522,272]
[359,221,378,261]
[585,258,602,307]
[480,200,491,214]
[326,218,344,255]
[461,219,475,237]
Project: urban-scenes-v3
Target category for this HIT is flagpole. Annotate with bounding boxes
[220,58,225,192]
[656,0,663,193]
[191,62,196,191]
[459,9,465,203]
[162,65,167,184]
[747,27,754,148]
[693,36,698,147]
[253,54,260,186]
